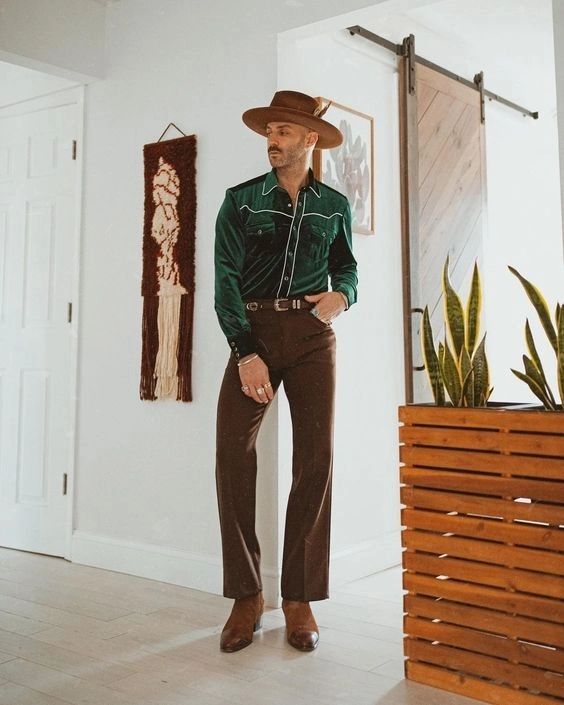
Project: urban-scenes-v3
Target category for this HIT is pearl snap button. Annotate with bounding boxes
[257,229,262,234]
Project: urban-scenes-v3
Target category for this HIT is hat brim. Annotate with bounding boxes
[242,106,343,149]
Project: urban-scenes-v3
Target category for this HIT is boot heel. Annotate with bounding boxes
[253,614,263,631]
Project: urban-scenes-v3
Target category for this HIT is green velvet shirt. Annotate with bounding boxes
[214,167,358,361]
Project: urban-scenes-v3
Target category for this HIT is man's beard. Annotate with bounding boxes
[269,144,306,167]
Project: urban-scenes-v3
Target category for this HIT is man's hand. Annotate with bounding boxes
[304,291,347,323]
[238,355,274,404]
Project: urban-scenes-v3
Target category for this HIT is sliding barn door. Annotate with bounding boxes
[398,58,488,402]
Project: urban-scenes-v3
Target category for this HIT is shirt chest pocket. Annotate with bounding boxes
[305,223,337,261]
[245,222,277,255]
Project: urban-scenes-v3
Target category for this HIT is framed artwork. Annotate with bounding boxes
[312,98,375,235]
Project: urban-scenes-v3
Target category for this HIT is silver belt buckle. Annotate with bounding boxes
[273,298,290,311]
[246,301,259,311]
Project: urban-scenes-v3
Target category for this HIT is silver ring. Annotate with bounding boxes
[257,387,265,394]
[311,308,320,318]
[241,385,249,392]
[265,382,272,388]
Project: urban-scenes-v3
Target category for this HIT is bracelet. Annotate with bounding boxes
[237,353,259,367]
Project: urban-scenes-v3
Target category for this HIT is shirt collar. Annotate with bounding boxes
[262,167,321,198]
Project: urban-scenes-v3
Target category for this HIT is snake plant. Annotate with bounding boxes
[421,256,493,407]
[508,266,563,410]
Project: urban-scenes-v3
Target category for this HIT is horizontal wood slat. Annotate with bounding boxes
[401,508,564,551]
[400,404,564,705]
[400,446,564,479]
[400,426,564,457]
[405,594,564,648]
[403,552,564,599]
[406,661,562,705]
[406,639,564,699]
[403,573,564,623]
[404,616,564,672]
[401,486,564,525]
[400,467,564,502]
[402,529,564,574]
[399,404,564,434]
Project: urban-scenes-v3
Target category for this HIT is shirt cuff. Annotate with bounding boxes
[228,331,257,361]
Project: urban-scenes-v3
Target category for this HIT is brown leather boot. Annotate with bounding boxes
[281,598,319,651]
[220,591,264,652]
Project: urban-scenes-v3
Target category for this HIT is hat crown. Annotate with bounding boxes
[269,91,322,118]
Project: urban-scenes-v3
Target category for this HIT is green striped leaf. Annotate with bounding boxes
[522,354,552,405]
[508,266,557,353]
[511,369,556,410]
[525,320,556,407]
[459,346,474,407]
[472,334,489,407]
[443,256,466,359]
[441,340,462,406]
[421,306,445,405]
[465,261,481,357]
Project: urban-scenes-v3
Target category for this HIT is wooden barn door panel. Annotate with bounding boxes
[400,60,488,402]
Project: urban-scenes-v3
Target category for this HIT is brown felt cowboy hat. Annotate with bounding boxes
[242,90,343,150]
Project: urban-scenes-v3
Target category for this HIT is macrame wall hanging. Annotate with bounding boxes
[140,124,197,402]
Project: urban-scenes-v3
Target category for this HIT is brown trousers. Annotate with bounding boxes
[215,305,337,602]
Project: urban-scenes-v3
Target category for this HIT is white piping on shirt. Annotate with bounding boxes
[284,191,307,297]
[239,205,293,218]
[302,211,343,219]
[275,192,302,297]
[262,182,278,196]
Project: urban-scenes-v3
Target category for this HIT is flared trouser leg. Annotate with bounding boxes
[215,354,282,598]
[280,331,336,601]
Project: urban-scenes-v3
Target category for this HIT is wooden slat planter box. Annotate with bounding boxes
[399,404,564,705]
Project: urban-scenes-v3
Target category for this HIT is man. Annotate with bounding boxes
[214,90,358,653]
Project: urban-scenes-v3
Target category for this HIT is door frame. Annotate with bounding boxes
[0,84,84,559]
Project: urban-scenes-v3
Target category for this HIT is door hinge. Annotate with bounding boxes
[63,473,68,495]
[68,302,72,323]
[72,140,77,160]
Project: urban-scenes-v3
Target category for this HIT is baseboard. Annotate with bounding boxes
[71,529,401,608]
[70,530,280,604]
[329,530,402,589]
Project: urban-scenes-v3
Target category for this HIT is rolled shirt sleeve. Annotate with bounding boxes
[214,189,257,360]
[328,200,358,310]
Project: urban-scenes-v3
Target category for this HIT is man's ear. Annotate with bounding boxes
[306,130,319,149]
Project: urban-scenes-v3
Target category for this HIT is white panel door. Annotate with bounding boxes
[0,95,79,556]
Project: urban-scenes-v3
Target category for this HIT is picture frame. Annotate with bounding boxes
[312,98,375,235]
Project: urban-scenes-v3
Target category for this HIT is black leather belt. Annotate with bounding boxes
[244,297,314,311]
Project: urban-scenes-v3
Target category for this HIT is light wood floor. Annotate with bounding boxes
[0,548,480,705]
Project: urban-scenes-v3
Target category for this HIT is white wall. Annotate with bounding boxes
[553,0,564,251]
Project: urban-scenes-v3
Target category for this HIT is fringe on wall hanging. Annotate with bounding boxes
[140,130,197,402]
